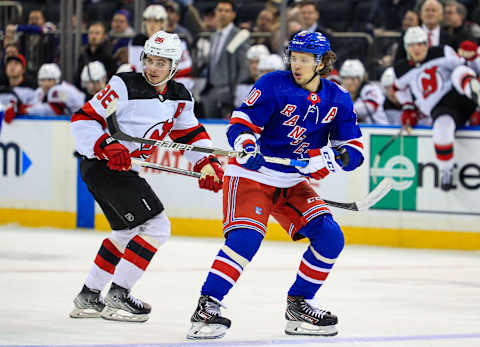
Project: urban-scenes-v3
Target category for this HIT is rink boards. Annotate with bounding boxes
[0,116,479,250]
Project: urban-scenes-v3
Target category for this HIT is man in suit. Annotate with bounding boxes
[395,0,453,63]
[201,0,250,119]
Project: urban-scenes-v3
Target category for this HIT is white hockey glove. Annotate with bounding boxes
[299,146,341,180]
[233,133,266,170]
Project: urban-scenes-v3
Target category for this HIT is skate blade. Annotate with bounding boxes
[100,306,149,323]
[186,322,228,339]
[285,320,338,336]
[69,308,102,318]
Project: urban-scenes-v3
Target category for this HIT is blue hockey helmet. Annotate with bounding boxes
[287,31,331,62]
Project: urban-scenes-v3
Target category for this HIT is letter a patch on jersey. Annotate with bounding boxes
[322,107,337,123]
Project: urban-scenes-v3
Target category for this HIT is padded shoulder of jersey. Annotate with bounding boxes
[115,72,192,101]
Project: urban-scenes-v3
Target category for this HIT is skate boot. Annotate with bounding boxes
[469,78,480,106]
[440,168,454,191]
[69,285,105,318]
[187,295,231,339]
[100,282,151,322]
[285,296,338,336]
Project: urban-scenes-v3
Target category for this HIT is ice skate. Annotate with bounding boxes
[187,295,231,339]
[440,168,454,191]
[285,296,338,336]
[69,285,105,318]
[100,282,151,323]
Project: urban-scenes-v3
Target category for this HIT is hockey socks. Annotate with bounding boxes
[113,235,159,289]
[85,238,123,291]
[201,229,263,301]
[288,215,344,299]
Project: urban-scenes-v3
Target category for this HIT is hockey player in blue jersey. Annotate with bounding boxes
[187,31,365,339]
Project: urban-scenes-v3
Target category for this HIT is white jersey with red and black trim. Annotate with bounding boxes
[0,84,37,108]
[70,72,211,166]
[353,82,387,124]
[393,45,466,117]
[28,81,85,115]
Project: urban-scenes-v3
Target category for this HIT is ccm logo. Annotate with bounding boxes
[307,196,323,203]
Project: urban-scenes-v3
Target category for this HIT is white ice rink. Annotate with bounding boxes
[1,225,479,347]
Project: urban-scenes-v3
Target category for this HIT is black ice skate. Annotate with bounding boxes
[440,168,454,191]
[285,295,338,336]
[100,282,151,322]
[187,295,231,339]
[69,285,105,318]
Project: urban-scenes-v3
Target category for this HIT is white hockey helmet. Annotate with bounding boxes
[403,26,428,51]
[380,67,395,88]
[116,64,136,74]
[38,63,61,82]
[143,4,167,21]
[141,31,183,86]
[81,61,107,87]
[247,44,270,61]
[258,54,285,71]
[339,59,366,79]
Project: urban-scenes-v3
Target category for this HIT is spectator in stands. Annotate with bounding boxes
[367,0,417,32]
[298,0,327,34]
[74,22,117,90]
[6,9,57,75]
[110,10,134,55]
[129,5,168,71]
[252,9,278,53]
[444,1,475,49]
[395,0,453,62]
[402,10,420,31]
[164,0,194,47]
[201,0,250,118]
[192,6,217,77]
[0,54,37,123]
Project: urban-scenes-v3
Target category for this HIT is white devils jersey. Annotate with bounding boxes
[0,85,37,107]
[353,82,388,124]
[28,81,85,115]
[393,45,466,116]
[71,72,211,166]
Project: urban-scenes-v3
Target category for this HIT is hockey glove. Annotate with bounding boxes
[401,104,418,127]
[94,134,131,171]
[3,102,28,123]
[193,155,224,192]
[458,40,478,61]
[233,133,266,171]
[299,146,340,180]
[469,109,480,126]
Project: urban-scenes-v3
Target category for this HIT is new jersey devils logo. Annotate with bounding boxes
[131,119,174,159]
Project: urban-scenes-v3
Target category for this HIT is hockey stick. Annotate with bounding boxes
[131,158,201,178]
[323,177,393,211]
[105,99,307,168]
[134,155,393,211]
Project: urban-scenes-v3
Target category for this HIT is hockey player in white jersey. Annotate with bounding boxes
[69,31,224,322]
[16,63,85,117]
[393,26,480,191]
[379,67,402,125]
[129,4,193,90]
[81,61,108,99]
[339,59,388,124]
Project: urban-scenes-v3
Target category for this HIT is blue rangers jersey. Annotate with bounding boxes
[226,70,364,188]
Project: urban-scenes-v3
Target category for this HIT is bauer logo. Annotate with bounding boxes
[0,142,32,177]
[369,135,418,211]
